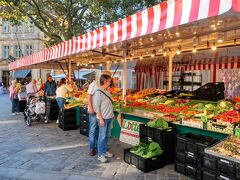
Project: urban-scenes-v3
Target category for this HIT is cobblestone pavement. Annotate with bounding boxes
[0,94,191,180]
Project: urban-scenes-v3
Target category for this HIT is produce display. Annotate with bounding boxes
[181,100,234,120]
[65,91,88,109]
[210,135,240,160]
[130,142,163,159]
[214,110,240,124]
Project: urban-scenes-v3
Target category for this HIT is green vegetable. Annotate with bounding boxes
[164,100,175,105]
[219,100,227,109]
[205,104,215,109]
[130,142,163,159]
[146,118,168,129]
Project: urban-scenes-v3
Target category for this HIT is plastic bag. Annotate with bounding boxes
[35,101,46,114]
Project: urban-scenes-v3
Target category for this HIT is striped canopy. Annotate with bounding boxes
[9,0,240,70]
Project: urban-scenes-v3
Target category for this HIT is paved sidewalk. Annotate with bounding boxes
[0,94,190,180]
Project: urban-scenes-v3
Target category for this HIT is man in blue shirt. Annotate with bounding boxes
[44,75,57,97]
[44,75,57,123]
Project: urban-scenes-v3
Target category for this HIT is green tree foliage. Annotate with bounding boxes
[0,0,163,46]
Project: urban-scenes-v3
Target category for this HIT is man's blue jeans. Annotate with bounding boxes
[97,118,112,156]
[89,113,99,151]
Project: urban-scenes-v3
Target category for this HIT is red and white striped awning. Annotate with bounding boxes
[9,0,240,70]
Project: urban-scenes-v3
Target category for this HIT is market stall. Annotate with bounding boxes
[8,0,240,176]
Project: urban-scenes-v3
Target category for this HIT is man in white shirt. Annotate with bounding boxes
[26,79,38,94]
[88,71,111,156]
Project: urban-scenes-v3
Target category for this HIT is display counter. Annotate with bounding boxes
[112,110,228,140]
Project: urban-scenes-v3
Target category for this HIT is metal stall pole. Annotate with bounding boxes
[123,59,127,104]
[106,61,112,71]
[168,52,175,91]
[68,58,72,79]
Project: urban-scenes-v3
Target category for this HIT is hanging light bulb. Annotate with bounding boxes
[140,55,143,60]
[176,46,181,54]
[121,59,124,62]
[91,65,94,68]
[77,62,80,66]
[130,57,133,60]
[114,60,117,63]
[212,42,217,51]
[100,63,102,67]
[85,64,88,67]
[163,49,167,56]
[192,46,197,53]
[107,61,110,64]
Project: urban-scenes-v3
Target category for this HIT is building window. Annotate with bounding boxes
[14,25,23,33]
[2,46,10,59]
[25,45,33,55]
[27,20,34,32]
[14,45,21,58]
[2,21,10,33]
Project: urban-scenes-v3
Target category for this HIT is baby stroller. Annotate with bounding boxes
[24,93,46,126]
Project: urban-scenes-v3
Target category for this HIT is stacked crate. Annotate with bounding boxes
[203,150,240,180]
[124,124,175,172]
[58,108,77,131]
[79,106,89,137]
[46,99,59,120]
[175,133,219,179]
[139,124,175,164]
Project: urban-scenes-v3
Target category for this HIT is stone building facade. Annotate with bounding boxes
[0,18,45,89]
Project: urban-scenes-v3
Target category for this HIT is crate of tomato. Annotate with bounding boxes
[208,110,240,134]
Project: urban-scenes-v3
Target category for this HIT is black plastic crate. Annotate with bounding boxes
[59,108,76,124]
[79,119,89,128]
[80,114,89,120]
[124,148,164,173]
[80,106,88,114]
[139,125,175,151]
[202,170,216,180]
[176,135,187,153]
[217,158,236,177]
[175,152,185,164]
[140,136,175,164]
[175,162,185,175]
[236,164,240,179]
[185,165,201,180]
[203,154,217,171]
[46,99,59,120]
[185,152,202,168]
[203,153,239,179]
[195,82,225,94]
[59,121,77,131]
[176,133,218,156]
[80,127,89,137]
[216,173,236,180]
[58,109,77,131]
